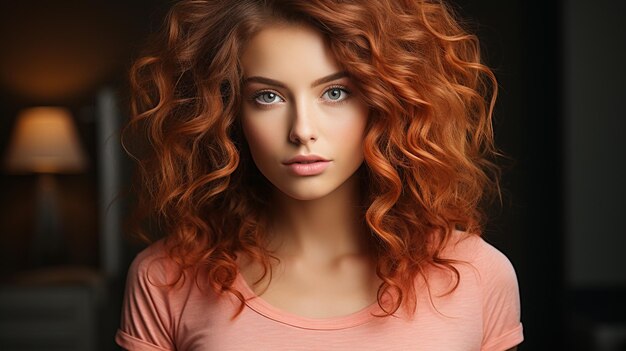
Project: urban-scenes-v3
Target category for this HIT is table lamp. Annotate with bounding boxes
[3,107,89,266]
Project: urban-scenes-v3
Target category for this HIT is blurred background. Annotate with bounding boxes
[0,0,624,350]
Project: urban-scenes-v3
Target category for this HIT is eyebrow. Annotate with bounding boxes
[243,71,349,89]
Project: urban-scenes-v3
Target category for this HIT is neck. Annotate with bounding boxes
[267,173,371,263]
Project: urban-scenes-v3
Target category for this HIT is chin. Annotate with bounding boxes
[273,174,361,202]
[276,186,336,201]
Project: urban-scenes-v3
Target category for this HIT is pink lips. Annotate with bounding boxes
[283,155,331,176]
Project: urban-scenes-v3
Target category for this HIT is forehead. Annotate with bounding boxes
[240,23,341,81]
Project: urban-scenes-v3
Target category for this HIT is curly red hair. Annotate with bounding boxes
[122,0,501,318]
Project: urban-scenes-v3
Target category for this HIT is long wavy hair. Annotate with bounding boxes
[122,0,501,318]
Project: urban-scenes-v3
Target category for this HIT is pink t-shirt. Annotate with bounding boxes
[116,232,523,350]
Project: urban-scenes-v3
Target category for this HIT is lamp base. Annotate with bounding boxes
[29,174,66,267]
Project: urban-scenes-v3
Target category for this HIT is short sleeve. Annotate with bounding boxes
[476,240,524,351]
[115,244,176,351]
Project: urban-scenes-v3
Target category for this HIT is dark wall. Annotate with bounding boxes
[565,0,626,288]
[451,0,565,349]
[0,0,171,275]
[455,0,626,349]
[563,1,626,350]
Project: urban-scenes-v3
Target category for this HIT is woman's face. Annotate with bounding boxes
[240,23,369,201]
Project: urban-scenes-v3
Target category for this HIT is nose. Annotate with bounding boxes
[288,99,318,145]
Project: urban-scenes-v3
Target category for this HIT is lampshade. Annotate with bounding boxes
[4,107,88,174]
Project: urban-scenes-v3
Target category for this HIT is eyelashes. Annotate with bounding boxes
[253,91,285,105]
[321,86,350,102]
[249,85,352,108]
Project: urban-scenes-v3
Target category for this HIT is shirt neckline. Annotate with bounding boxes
[233,271,383,330]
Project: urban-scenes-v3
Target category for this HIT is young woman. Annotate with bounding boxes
[116,0,523,350]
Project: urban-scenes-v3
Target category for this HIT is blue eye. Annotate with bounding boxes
[254,91,284,105]
[323,87,349,102]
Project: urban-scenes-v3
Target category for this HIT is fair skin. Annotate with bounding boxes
[239,22,380,319]
[237,22,518,351]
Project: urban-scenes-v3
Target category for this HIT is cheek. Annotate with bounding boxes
[242,123,266,158]
[329,107,368,156]
[241,114,282,162]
